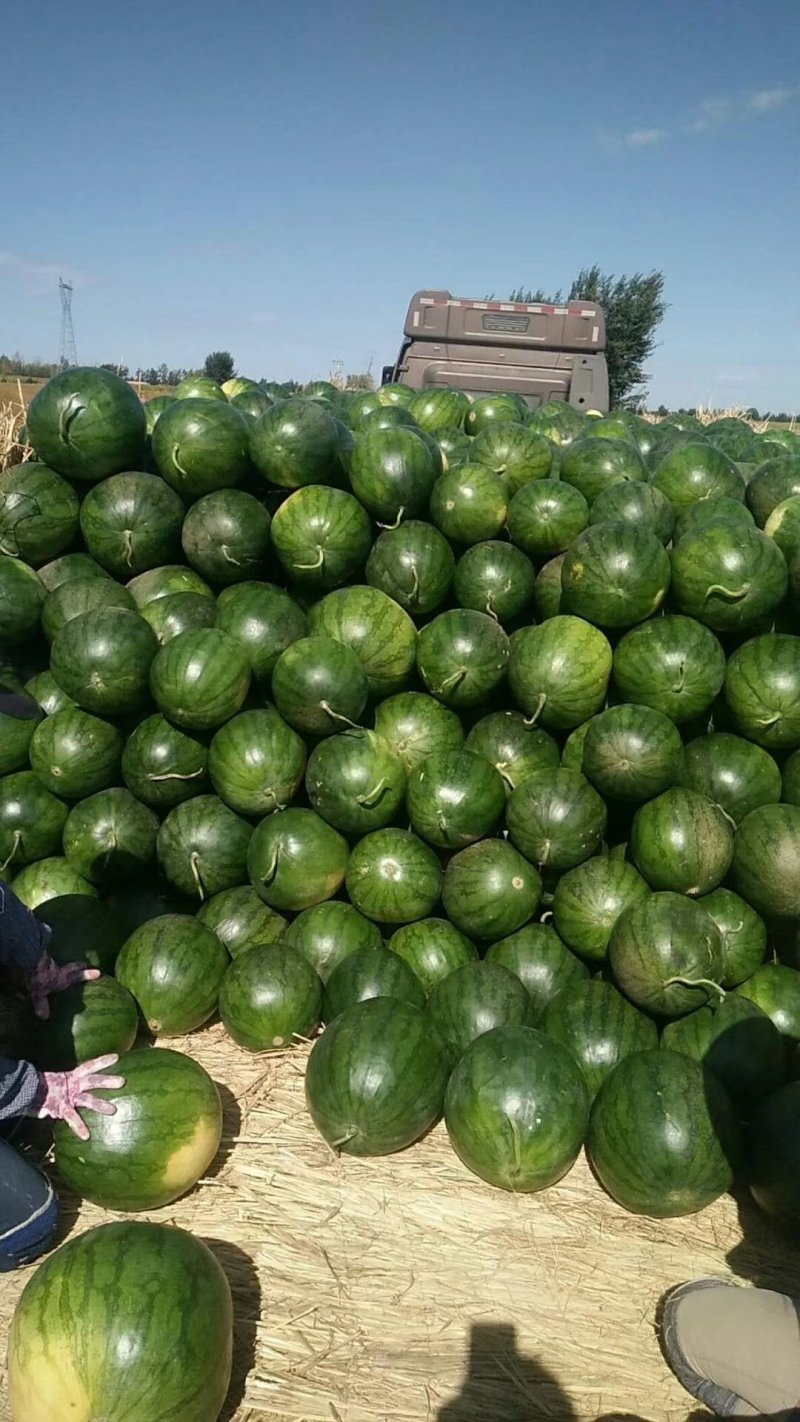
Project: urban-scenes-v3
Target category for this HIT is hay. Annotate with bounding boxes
[0,382,32,473]
[2,1024,800,1421]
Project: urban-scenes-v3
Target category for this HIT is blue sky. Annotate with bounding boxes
[3,0,799,410]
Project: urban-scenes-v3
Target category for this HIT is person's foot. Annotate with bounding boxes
[660,1279,800,1417]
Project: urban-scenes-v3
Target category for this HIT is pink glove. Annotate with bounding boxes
[30,1055,125,1142]
[26,953,100,1020]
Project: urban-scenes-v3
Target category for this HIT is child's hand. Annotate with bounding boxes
[27,953,100,1020]
[31,1056,126,1141]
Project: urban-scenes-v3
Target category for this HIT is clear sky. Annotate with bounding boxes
[3,0,799,410]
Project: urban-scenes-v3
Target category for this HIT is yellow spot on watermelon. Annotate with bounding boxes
[162,1115,220,1192]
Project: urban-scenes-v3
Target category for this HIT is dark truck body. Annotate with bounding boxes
[383,289,609,412]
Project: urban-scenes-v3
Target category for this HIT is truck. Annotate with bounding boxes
[382,289,609,413]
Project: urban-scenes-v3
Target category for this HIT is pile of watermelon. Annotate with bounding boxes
[4,367,800,1239]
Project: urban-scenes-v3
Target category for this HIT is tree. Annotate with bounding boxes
[507,267,667,407]
[204,351,236,385]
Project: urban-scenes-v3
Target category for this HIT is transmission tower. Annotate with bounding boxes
[58,278,77,369]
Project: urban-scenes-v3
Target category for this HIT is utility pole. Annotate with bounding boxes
[58,278,77,369]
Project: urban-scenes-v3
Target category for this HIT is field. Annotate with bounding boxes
[2,1025,799,1422]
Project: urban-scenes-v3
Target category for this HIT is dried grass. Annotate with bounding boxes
[0,382,32,473]
[2,1025,800,1421]
[641,404,797,434]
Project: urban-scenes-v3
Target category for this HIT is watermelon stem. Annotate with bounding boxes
[123,528,134,568]
[523,693,547,726]
[296,548,324,571]
[377,508,405,531]
[0,830,21,873]
[320,701,361,730]
[221,546,243,567]
[664,975,726,1002]
[439,668,467,695]
[357,779,390,807]
[257,841,280,886]
[189,851,206,902]
[704,583,750,603]
[147,768,206,783]
[58,395,84,450]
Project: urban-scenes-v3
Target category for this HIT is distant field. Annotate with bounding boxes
[0,379,171,406]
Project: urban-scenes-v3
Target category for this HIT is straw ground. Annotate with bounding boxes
[1,1023,799,1421]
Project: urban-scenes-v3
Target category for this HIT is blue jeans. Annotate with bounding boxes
[0,1139,58,1271]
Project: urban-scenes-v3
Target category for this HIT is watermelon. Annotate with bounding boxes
[560,719,592,772]
[150,628,251,730]
[305,996,449,1154]
[27,367,146,482]
[784,749,800,804]
[122,714,209,808]
[416,609,509,707]
[465,710,560,793]
[732,804,800,917]
[308,585,417,696]
[366,520,455,615]
[104,882,191,942]
[359,405,418,433]
[581,704,682,802]
[272,634,369,735]
[527,401,586,446]
[724,634,800,749]
[673,496,755,543]
[181,489,272,585]
[612,615,726,724]
[142,589,218,644]
[737,963,800,1041]
[0,772,68,870]
[651,441,744,510]
[699,887,767,987]
[678,732,781,823]
[486,923,589,1018]
[142,392,174,430]
[373,691,464,774]
[79,471,184,577]
[507,479,589,558]
[198,885,286,957]
[590,414,639,443]
[349,426,438,521]
[442,840,541,940]
[250,397,347,489]
[506,767,606,872]
[305,728,405,834]
[36,896,124,975]
[127,564,213,606]
[587,1049,740,1217]
[31,974,138,1071]
[428,961,531,1064]
[705,419,761,463]
[559,436,646,504]
[323,946,425,1018]
[25,671,76,716]
[37,550,111,593]
[0,690,42,775]
[230,387,274,419]
[561,524,670,629]
[465,394,524,435]
[409,388,470,432]
[444,1024,589,1191]
[0,555,45,645]
[51,608,157,715]
[271,485,371,590]
[248,807,348,911]
[429,464,507,543]
[283,900,382,981]
[589,480,675,545]
[764,493,800,561]
[209,707,306,816]
[157,794,252,900]
[672,522,787,632]
[219,943,322,1051]
[7,1219,232,1422]
[508,616,612,730]
[532,553,566,620]
[407,749,504,849]
[0,462,79,564]
[552,857,650,962]
[152,398,251,496]
[42,575,137,642]
[630,787,733,896]
[345,391,382,426]
[469,421,553,493]
[609,892,724,1016]
[29,707,122,798]
[431,428,471,469]
[175,375,226,400]
[116,913,228,1036]
[746,456,800,526]
[375,383,417,409]
[216,580,307,681]
[345,828,442,923]
[12,857,97,910]
[54,1046,222,1209]
[542,980,657,1100]
[453,540,535,623]
[387,917,477,992]
[663,995,785,1109]
[747,1082,800,1223]
[63,788,158,887]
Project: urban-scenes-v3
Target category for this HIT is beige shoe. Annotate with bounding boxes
[661,1279,800,1418]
